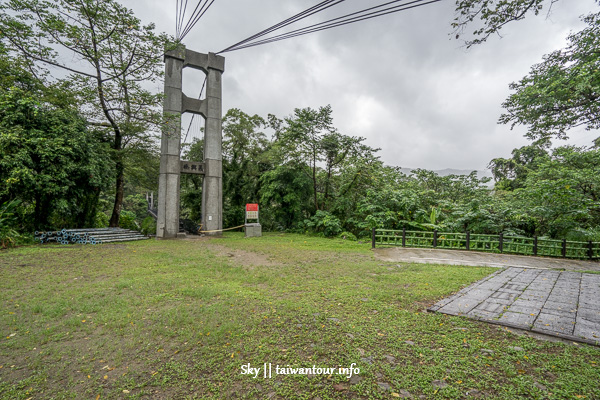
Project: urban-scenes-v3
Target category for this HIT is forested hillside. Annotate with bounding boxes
[183,107,600,242]
[2,79,599,245]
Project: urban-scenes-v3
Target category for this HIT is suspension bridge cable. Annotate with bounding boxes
[226,0,427,50]
[181,0,214,39]
[175,0,181,38]
[218,0,346,53]
[220,0,442,53]
[218,0,343,52]
[180,0,217,40]
[230,0,442,52]
[179,0,208,39]
[224,0,442,52]
[178,0,190,39]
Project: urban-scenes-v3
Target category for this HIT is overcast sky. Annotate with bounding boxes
[124,0,598,171]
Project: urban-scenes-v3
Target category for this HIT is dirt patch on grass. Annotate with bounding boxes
[205,243,280,268]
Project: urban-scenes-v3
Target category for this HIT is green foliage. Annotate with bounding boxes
[220,103,600,241]
[449,2,600,238]
[180,138,203,223]
[499,10,600,140]
[118,210,139,231]
[122,194,149,224]
[0,0,173,227]
[123,148,159,199]
[513,146,600,238]
[303,210,343,237]
[452,0,554,47]
[488,142,550,190]
[0,87,113,230]
[338,231,357,241]
[94,212,109,229]
[0,54,596,247]
[259,163,313,231]
[275,105,378,213]
[141,216,156,236]
[565,227,600,242]
[0,199,22,248]
[222,108,268,227]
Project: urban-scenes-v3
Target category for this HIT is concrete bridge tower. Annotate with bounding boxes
[157,45,225,238]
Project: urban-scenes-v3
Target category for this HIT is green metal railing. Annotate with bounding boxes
[372,228,600,260]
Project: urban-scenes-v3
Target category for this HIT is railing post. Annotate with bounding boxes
[499,232,503,253]
[588,240,593,260]
[371,228,376,249]
[533,236,538,256]
[562,239,567,258]
[466,231,470,250]
[433,230,438,248]
[402,227,406,247]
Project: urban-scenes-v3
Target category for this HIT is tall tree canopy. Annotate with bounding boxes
[0,87,113,230]
[499,11,600,140]
[453,0,562,47]
[274,105,377,212]
[453,0,600,142]
[0,0,172,226]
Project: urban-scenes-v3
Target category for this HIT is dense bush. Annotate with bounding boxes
[0,200,23,248]
[338,231,357,241]
[119,211,139,231]
[303,211,343,237]
[141,216,156,236]
[94,212,109,228]
[0,88,113,230]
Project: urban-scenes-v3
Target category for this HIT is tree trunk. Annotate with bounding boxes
[34,194,50,230]
[34,193,43,230]
[312,152,318,211]
[109,159,124,227]
[323,165,332,211]
[79,189,100,228]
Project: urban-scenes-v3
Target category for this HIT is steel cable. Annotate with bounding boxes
[219,0,441,53]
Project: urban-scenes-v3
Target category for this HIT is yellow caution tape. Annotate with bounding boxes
[198,224,246,234]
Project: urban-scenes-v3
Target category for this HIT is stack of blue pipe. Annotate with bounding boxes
[34,228,149,245]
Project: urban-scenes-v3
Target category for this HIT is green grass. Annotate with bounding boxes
[0,232,598,399]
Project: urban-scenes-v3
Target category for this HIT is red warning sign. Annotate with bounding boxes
[246,203,259,220]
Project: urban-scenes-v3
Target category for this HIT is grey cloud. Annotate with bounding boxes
[124,0,596,170]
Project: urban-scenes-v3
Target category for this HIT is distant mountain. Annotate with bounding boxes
[399,168,494,182]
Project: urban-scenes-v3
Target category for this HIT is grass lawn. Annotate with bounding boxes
[0,232,598,399]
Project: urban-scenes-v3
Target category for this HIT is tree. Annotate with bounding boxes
[329,151,389,234]
[276,105,375,212]
[452,1,599,141]
[0,0,172,227]
[499,11,600,140]
[275,105,336,212]
[0,87,113,229]
[259,162,313,230]
[319,132,376,210]
[488,142,550,190]
[452,0,563,47]
[222,108,269,226]
[180,138,204,223]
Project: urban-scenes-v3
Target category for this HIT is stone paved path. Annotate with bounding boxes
[429,267,600,345]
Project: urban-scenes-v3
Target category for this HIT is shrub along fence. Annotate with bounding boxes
[371,228,600,260]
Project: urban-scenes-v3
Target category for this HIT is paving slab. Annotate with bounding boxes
[429,267,600,346]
